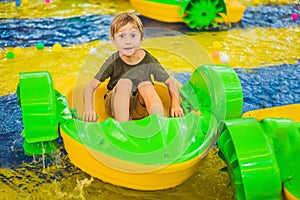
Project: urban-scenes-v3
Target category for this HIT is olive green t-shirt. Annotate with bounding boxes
[94,50,170,92]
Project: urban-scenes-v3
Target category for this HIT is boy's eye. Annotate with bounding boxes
[115,31,139,40]
[118,34,125,38]
[130,33,137,38]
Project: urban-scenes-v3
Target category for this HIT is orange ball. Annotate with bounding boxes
[211,51,219,58]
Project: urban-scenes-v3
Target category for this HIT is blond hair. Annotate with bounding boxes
[110,13,144,39]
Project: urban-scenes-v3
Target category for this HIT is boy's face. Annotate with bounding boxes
[111,23,142,57]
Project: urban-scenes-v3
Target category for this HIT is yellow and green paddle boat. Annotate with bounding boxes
[17,65,243,190]
[130,0,246,29]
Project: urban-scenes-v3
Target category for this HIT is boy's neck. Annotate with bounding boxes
[120,49,146,65]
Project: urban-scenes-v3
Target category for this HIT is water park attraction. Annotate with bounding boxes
[1,0,300,199]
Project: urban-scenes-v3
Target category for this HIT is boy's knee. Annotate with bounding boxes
[149,104,164,116]
[137,81,157,97]
[138,82,163,109]
[115,78,132,94]
[137,81,156,95]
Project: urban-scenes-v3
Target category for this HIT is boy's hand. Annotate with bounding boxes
[164,77,184,118]
[83,110,97,122]
[170,104,184,118]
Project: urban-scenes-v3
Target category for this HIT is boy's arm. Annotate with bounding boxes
[164,77,184,118]
[83,78,101,122]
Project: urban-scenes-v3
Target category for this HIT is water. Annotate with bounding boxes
[1,0,300,199]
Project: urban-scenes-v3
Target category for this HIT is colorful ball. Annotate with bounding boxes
[89,48,98,54]
[15,0,21,6]
[211,51,219,58]
[36,42,44,50]
[292,13,299,21]
[45,0,51,4]
[13,47,23,56]
[6,52,14,59]
[220,52,230,63]
[253,0,260,5]
[212,41,221,51]
[52,43,63,52]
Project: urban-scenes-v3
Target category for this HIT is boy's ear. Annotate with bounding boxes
[110,35,116,44]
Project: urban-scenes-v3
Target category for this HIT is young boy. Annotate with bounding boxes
[83,12,184,122]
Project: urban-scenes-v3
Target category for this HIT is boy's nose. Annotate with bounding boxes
[125,37,131,44]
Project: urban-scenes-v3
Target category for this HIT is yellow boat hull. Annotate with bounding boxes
[60,130,203,190]
[242,104,300,122]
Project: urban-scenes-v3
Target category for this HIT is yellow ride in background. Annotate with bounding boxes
[130,0,246,29]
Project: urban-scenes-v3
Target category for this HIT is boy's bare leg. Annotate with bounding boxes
[137,81,165,116]
[112,78,132,121]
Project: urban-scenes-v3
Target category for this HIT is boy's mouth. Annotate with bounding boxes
[124,47,134,50]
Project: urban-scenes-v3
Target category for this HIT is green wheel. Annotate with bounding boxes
[17,71,72,155]
[179,0,227,30]
[218,118,282,200]
[261,118,300,199]
[18,71,59,155]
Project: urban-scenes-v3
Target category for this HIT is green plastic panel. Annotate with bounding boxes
[218,117,296,200]
[146,0,182,6]
[18,71,59,155]
[188,65,243,120]
[261,118,300,199]
[23,140,58,155]
[61,113,208,165]
[19,71,58,142]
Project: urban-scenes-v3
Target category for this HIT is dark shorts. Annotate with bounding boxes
[104,89,149,120]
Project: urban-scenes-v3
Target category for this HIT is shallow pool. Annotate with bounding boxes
[1,0,299,199]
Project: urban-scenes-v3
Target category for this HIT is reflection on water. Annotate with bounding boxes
[0,0,300,199]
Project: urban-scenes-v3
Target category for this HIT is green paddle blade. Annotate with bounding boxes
[179,0,227,30]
